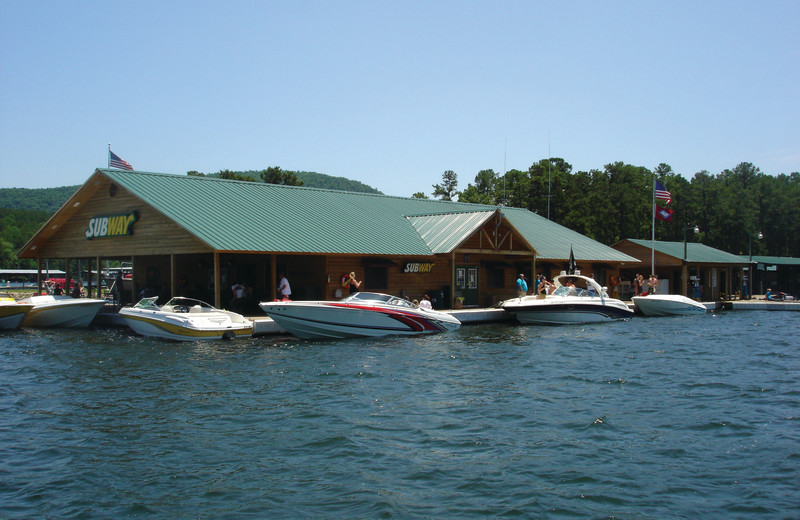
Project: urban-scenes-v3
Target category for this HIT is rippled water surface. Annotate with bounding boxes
[2,311,799,519]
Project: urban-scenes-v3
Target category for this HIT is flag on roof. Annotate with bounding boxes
[655,205,674,222]
[655,180,671,204]
[109,150,133,170]
[568,245,577,274]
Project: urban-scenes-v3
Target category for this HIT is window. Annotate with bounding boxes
[365,266,388,290]
[488,268,504,288]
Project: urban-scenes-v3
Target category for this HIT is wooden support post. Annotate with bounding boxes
[37,257,42,295]
[96,256,101,298]
[270,254,277,301]
[214,252,221,308]
[450,252,456,309]
[130,256,136,304]
[170,254,176,299]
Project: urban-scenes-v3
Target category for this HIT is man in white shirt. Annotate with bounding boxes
[278,273,292,300]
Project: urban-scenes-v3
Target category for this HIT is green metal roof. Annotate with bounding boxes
[627,239,746,264]
[502,207,638,262]
[99,169,637,262]
[750,255,800,266]
[407,211,496,254]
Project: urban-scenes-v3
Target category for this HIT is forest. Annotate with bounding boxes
[1,161,798,269]
[446,160,800,259]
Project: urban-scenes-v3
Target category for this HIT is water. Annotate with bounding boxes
[1,311,799,519]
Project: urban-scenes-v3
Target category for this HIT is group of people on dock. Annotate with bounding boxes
[632,274,659,296]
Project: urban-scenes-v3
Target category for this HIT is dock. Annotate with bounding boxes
[93,298,798,337]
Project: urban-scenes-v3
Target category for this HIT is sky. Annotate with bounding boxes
[1,1,798,197]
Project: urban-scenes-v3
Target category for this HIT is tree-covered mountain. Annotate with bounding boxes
[0,186,81,212]
[0,170,382,267]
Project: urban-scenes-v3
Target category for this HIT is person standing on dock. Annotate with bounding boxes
[278,273,292,301]
[648,274,659,295]
[347,272,362,294]
[516,274,528,297]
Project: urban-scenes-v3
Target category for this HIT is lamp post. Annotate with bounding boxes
[683,223,700,261]
[748,231,763,298]
[683,223,699,297]
[748,231,763,262]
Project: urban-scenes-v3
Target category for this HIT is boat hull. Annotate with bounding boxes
[0,303,34,330]
[119,309,253,341]
[20,296,106,328]
[260,300,461,339]
[632,295,707,316]
[502,298,634,325]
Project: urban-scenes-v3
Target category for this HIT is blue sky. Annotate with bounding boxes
[1,1,798,197]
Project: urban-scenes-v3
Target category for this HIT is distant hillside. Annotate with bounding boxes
[0,171,382,213]
[0,186,80,213]
[233,170,382,194]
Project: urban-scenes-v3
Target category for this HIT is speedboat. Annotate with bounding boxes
[499,271,634,324]
[0,292,34,330]
[259,292,462,339]
[632,294,707,316]
[19,294,106,328]
[119,296,253,341]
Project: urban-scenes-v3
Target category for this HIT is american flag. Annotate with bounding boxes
[109,150,133,170]
[655,180,671,204]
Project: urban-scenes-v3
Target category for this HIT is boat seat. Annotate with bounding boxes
[189,305,205,313]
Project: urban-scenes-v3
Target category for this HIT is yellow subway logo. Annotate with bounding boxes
[85,212,138,240]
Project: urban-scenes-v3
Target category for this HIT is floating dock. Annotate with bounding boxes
[95,298,798,337]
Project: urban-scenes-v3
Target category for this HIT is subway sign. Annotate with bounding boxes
[402,262,435,274]
[85,211,138,240]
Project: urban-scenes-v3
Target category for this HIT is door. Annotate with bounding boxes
[456,265,479,307]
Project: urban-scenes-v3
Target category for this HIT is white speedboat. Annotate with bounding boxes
[259,292,462,339]
[119,296,253,341]
[0,293,34,330]
[20,294,106,328]
[632,294,707,316]
[499,271,634,324]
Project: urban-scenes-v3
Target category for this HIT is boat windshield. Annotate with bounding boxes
[164,297,216,310]
[341,292,392,303]
[341,292,413,307]
[133,297,161,310]
[552,286,590,297]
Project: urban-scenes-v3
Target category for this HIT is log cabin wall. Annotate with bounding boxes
[38,179,210,259]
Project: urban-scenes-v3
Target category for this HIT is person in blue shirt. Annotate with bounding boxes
[516,273,528,297]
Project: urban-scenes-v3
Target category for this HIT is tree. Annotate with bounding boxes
[218,170,252,181]
[606,162,652,242]
[411,192,429,199]
[432,170,459,201]
[459,169,499,205]
[528,158,572,220]
[260,166,304,186]
[500,169,530,209]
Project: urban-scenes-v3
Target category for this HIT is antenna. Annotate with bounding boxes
[502,138,507,206]
[547,132,552,220]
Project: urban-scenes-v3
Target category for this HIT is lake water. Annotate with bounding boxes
[1,311,798,519]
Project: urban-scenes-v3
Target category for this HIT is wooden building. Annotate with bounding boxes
[18,169,639,311]
[612,239,749,300]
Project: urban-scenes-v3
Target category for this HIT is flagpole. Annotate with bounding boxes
[108,143,111,168]
[651,174,656,276]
